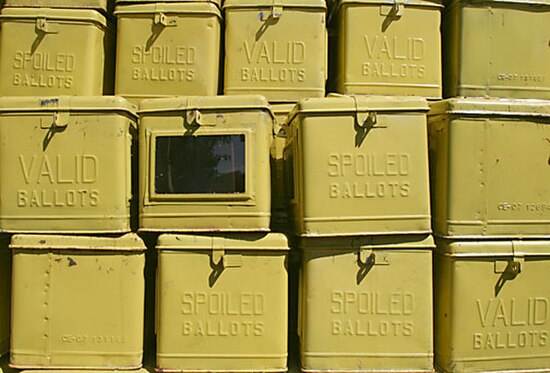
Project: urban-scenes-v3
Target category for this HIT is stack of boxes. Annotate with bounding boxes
[285,0,441,371]
[0,0,147,370]
[430,0,550,371]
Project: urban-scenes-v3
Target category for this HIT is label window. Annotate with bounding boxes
[155,135,245,195]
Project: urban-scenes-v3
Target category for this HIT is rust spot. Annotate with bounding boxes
[39,240,46,244]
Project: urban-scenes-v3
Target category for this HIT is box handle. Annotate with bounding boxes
[35,17,59,34]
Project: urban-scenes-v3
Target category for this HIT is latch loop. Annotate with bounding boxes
[154,11,177,27]
[36,17,59,34]
[358,248,390,266]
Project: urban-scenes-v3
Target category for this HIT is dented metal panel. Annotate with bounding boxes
[0,8,113,96]
[286,95,431,237]
[329,0,443,98]
[9,233,145,369]
[299,235,434,372]
[114,2,222,103]
[435,238,550,372]
[428,98,550,238]
[0,236,10,358]
[0,96,137,233]
[138,95,273,232]
[155,233,289,372]
[443,0,550,99]
[223,0,327,101]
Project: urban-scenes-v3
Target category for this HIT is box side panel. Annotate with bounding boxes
[156,250,288,371]
[10,250,145,368]
[115,10,221,101]
[0,112,133,233]
[300,248,433,371]
[0,237,10,357]
[296,111,431,236]
[224,8,327,101]
[0,15,106,96]
[334,3,442,98]
[435,250,550,372]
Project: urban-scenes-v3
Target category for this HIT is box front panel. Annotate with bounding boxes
[115,10,220,101]
[0,112,133,233]
[439,115,550,237]
[139,110,271,231]
[0,237,10,356]
[435,252,550,372]
[335,3,442,98]
[446,2,550,99]
[0,16,106,96]
[224,8,326,101]
[295,112,431,236]
[156,250,288,371]
[300,248,433,371]
[10,250,145,368]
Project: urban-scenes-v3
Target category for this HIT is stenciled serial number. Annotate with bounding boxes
[498,202,550,212]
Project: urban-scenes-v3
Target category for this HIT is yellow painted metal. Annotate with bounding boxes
[114,2,222,104]
[270,103,294,232]
[155,233,289,372]
[0,8,113,96]
[428,98,550,238]
[435,238,550,373]
[4,0,108,12]
[443,0,550,99]
[9,234,146,369]
[329,0,442,99]
[0,236,10,358]
[223,0,327,102]
[138,95,273,232]
[0,96,137,234]
[299,235,434,372]
[286,95,431,237]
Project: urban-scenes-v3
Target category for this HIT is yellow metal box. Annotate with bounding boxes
[443,0,550,99]
[271,103,294,231]
[223,0,327,102]
[429,98,550,238]
[286,95,431,237]
[0,96,137,234]
[139,95,273,232]
[0,236,10,357]
[4,0,108,12]
[0,8,112,96]
[114,1,222,103]
[156,233,289,372]
[299,235,434,372]
[329,0,443,99]
[435,239,550,373]
[9,233,145,369]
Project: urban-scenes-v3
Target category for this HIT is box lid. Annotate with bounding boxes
[114,0,222,15]
[223,0,326,10]
[300,234,435,250]
[156,233,289,251]
[289,95,429,122]
[4,0,108,12]
[436,239,550,257]
[446,0,550,7]
[0,7,107,27]
[429,98,550,117]
[116,0,220,5]
[0,96,138,118]
[9,233,146,252]
[138,95,272,115]
[332,0,442,8]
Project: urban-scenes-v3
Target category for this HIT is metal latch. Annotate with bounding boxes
[358,248,390,266]
[184,109,222,127]
[261,0,283,20]
[40,97,70,129]
[36,17,59,34]
[153,5,177,27]
[494,242,524,275]
[352,96,381,132]
[211,238,242,269]
[381,0,405,17]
